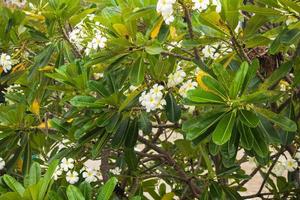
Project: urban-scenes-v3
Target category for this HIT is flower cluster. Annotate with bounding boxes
[139,84,166,112]
[167,67,186,88]
[0,53,12,73]
[192,0,221,13]
[68,16,107,56]
[179,80,198,97]
[156,0,176,25]
[53,158,98,184]
[272,151,300,176]
[202,43,232,59]
[5,0,27,8]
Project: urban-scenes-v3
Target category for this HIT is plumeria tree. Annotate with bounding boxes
[0,0,299,199]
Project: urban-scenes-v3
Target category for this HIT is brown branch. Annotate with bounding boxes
[137,135,202,197]
[161,51,193,61]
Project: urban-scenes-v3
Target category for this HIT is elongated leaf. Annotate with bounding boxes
[125,118,139,148]
[259,61,293,89]
[229,62,249,98]
[24,162,41,187]
[67,185,85,200]
[183,111,225,140]
[201,76,227,98]
[130,56,145,85]
[253,107,297,132]
[138,112,152,134]
[238,123,254,150]
[88,80,110,97]
[165,92,181,123]
[187,88,225,104]
[241,5,283,16]
[239,90,281,103]
[3,175,25,196]
[221,0,242,29]
[239,110,259,127]
[212,111,236,145]
[97,177,118,200]
[252,128,269,157]
[111,117,129,148]
[70,96,103,108]
[124,148,138,170]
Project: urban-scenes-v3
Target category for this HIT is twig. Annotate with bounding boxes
[137,135,202,197]
[161,51,193,61]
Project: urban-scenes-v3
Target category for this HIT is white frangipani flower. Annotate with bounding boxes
[167,41,182,51]
[66,171,79,184]
[82,168,97,183]
[0,157,5,170]
[167,67,186,87]
[192,0,209,12]
[110,167,122,175]
[179,80,198,97]
[53,167,63,180]
[272,162,285,176]
[139,84,166,112]
[91,33,107,50]
[60,158,75,172]
[0,53,12,73]
[156,0,176,25]
[285,158,298,172]
[212,0,222,13]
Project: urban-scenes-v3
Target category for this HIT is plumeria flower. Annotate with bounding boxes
[0,157,5,170]
[272,162,285,176]
[167,68,186,88]
[192,0,209,12]
[202,45,217,59]
[91,33,107,50]
[156,0,176,24]
[0,53,12,73]
[60,158,75,172]
[53,167,63,180]
[285,158,298,172]
[139,85,166,112]
[167,41,182,51]
[212,0,222,13]
[179,80,198,97]
[110,167,122,175]
[66,171,79,184]
[294,151,300,161]
[150,84,164,98]
[82,168,97,183]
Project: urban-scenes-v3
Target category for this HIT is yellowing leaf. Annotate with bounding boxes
[67,118,74,123]
[113,23,129,37]
[38,65,55,72]
[24,11,45,21]
[37,121,51,129]
[151,17,163,39]
[30,99,40,116]
[169,26,177,40]
[161,192,175,200]
[196,70,210,91]
[17,159,23,173]
[12,63,26,72]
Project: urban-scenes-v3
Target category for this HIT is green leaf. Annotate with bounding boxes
[97,177,118,200]
[260,61,293,89]
[221,0,242,29]
[79,182,92,200]
[24,162,41,187]
[70,96,103,108]
[240,5,283,16]
[239,110,259,128]
[238,123,254,150]
[201,76,227,98]
[145,46,163,55]
[138,112,152,134]
[111,117,129,148]
[119,87,143,112]
[229,62,249,98]
[239,90,281,103]
[124,148,138,170]
[252,128,269,157]
[244,15,269,38]
[38,160,59,200]
[66,185,85,200]
[212,111,236,145]
[186,88,225,104]
[183,111,225,140]
[125,118,139,148]
[253,107,297,132]
[88,80,110,97]
[3,175,25,196]
[0,192,22,200]
[130,56,145,85]
[165,92,181,123]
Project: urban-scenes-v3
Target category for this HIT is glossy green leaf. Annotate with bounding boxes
[186,88,225,104]
[238,123,254,150]
[252,128,269,157]
[130,56,145,85]
[66,185,85,200]
[239,110,259,127]
[229,62,249,98]
[165,92,181,123]
[221,0,242,29]
[3,175,25,196]
[97,177,118,200]
[253,107,297,132]
[212,111,236,145]
[24,162,41,188]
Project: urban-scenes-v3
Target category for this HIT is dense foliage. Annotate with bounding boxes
[0,0,299,199]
